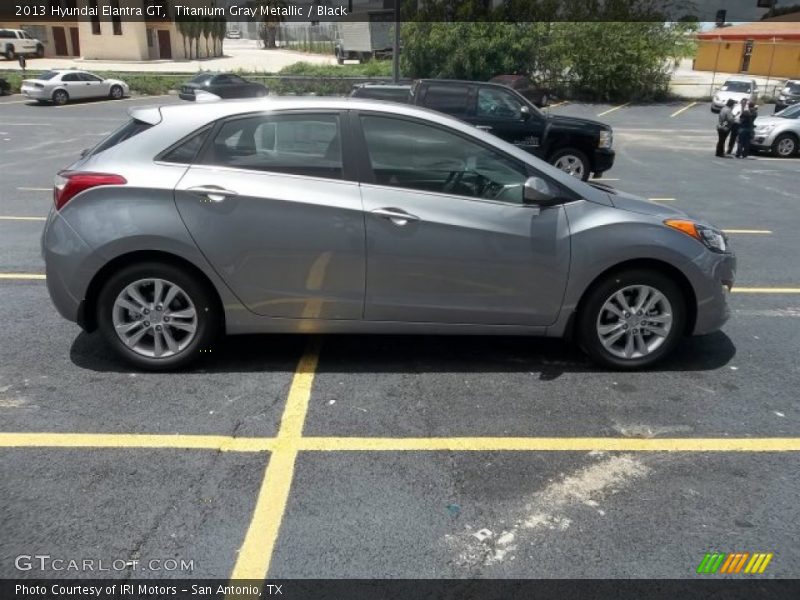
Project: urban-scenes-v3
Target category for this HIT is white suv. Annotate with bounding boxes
[0,28,45,60]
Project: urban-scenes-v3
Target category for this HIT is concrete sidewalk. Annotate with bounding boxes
[1,40,336,74]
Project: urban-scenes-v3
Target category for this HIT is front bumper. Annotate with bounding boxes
[692,250,736,336]
[592,148,615,175]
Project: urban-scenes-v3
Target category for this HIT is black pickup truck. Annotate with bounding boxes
[351,80,615,181]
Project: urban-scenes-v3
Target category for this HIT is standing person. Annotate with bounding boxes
[716,98,736,157]
[736,101,758,158]
[727,99,745,155]
[17,53,26,73]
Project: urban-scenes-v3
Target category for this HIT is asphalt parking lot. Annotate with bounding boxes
[1,94,799,581]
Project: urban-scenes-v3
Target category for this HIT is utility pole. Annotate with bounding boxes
[392,0,401,83]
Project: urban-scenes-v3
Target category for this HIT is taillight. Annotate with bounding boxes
[34,83,44,88]
[53,171,127,211]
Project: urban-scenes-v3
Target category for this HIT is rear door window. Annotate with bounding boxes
[200,113,343,180]
[423,84,471,117]
[158,128,211,164]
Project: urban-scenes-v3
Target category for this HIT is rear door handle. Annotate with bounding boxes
[187,186,239,203]
[370,207,420,226]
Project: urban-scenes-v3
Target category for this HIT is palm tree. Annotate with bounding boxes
[186,20,201,59]
[214,18,227,57]
[202,17,212,58]
[258,0,289,49]
[176,18,189,59]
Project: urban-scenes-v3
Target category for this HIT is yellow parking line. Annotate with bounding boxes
[722,229,772,234]
[670,101,698,117]
[0,273,46,280]
[0,216,46,221]
[732,287,800,294]
[228,339,321,583]
[299,437,800,452]
[548,100,569,108]
[0,432,274,452]
[597,102,630,116]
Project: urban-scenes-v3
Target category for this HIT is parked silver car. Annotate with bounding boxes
[711,77,758,113]
[42,98,735,370]
[21,69,129,105]
[752,103,800,157]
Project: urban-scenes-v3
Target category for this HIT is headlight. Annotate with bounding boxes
[755,124,775,133]
[598,130,613,148]
[664,219,728,253]
[714,95,721,102]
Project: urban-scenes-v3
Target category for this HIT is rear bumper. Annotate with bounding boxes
[592,148,615,175]
[21,86,49,100]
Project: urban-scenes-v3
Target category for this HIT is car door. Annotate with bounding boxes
[468,86,547,157]
[79,72,107,98]
[354,112,571,327]
[60,72,86,99]
[174,111,365,320]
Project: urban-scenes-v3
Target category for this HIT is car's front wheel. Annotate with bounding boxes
[549,147,590,181]
[109,85,124,99]
[96,262,221,371]
[4,45,14,60]
[578,269,686,369]
[771,132,797,157]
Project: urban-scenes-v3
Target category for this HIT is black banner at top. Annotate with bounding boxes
[1,0,799,23]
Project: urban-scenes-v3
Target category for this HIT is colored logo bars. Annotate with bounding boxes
[697,552,773,574]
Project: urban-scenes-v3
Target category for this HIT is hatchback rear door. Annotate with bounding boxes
[174,110,366,320]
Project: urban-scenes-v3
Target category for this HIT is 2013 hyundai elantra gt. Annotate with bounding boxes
[42,98,735,370]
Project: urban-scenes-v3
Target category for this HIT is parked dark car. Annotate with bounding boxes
[0,76,10,95]
[409,79,614,180]
[775,79,800,113]
[489,74,550,108]
[350,83,411,103]
[179,73,268,101]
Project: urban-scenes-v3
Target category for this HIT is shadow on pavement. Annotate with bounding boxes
[70,330,736,378]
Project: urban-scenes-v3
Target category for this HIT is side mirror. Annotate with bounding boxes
[520,105,531,120]
[523,176,560,205]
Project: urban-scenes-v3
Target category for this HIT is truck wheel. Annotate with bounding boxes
[549,148,590,181]
[4,45,14,60]
[36,44,44,58]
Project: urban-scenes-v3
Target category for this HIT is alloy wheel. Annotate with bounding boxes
[596,284,674,360]
[553,154,585,178]
[776,137,796,157]
[111,278,198,359]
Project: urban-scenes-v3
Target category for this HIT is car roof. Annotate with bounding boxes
[354,83,410,89]
[724,76,755,82]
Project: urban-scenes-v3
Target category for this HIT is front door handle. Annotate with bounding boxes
[370,207,420,227]
[187,186,238,203]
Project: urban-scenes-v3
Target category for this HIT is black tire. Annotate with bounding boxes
[36,44,44,58]
[96,262,221,371]
[52,89,69,105]
[771,132,798,158]
[109,85,124,99]
[4,45,14,60]
[577,269,686,370]
[549,147,591,181]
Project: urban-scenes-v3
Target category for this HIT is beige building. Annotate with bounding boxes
[2,0,219,60]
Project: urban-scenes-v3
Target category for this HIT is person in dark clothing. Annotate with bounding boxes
[736,102,758,158]
[727,99,746,155]
[716,98,736,157]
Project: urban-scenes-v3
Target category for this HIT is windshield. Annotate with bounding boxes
[721,81,751,93]
[783,82,800,94]
[776,103,800,119]
[189,74,214,84]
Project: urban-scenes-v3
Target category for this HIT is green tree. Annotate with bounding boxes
[258,0,288,48]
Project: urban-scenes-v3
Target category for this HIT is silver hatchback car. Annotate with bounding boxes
[43,98,735,370]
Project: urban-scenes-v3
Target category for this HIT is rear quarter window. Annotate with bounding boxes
[89,119,154,156]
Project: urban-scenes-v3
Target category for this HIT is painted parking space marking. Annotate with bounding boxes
[0,432,274,452]
[0,273,46,280]
[597,102,630,116]
[0,216,46,221]
[732,287,800,294]
[17,187,50,191]
[548,101,569,108]
[648,197,677,202]
[228,339,321,583]
[722,229,772,234]
[670,101,698,117]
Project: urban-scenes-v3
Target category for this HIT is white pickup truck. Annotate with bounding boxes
[0,28,45,60]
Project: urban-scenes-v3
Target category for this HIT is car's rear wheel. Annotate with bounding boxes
[109,85,124,99]
[550,147,590,181]
[771,132,797,157]
[97,262,221,371]
[52,89,69,105]
[4,45,14,60]
[36,44,44,58]
[578,269,686,369]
